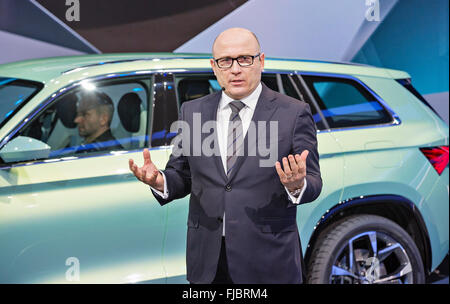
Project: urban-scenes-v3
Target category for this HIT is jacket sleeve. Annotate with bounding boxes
[291,102,322,205]
[151,103,192,205]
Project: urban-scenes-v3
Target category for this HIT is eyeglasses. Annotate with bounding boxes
[214,53,261,69]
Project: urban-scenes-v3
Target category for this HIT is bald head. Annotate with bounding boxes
[210,27,265,100]
[212,28,261,57]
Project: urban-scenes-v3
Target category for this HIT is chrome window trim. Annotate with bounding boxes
[0,68,402,166]
[265,57,372,67]
[61,57,214,75]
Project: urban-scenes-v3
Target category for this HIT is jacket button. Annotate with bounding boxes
[225,185,232,192]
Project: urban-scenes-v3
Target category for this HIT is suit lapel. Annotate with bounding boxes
[227,83,278,182]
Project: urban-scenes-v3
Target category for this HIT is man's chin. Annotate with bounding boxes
[226,87,251,100]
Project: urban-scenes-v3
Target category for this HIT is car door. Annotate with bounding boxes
[0,75,169,283]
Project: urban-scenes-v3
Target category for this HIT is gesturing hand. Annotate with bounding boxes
[129,148,165,192]
[275,150,309,192]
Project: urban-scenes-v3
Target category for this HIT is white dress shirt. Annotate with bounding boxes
[151,83,307,235]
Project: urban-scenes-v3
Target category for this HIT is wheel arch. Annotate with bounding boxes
[304,195,432,275]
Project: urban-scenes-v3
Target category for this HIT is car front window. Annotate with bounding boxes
[1,77,151,164]
[0,77,43,127]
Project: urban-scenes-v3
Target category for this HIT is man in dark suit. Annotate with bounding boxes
[129,28,322,284]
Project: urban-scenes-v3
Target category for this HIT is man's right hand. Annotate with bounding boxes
[129,148,165,192]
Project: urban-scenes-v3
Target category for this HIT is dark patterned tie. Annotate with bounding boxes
[226,100,246,177]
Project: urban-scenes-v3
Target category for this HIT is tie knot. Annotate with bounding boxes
[229,100,245,114]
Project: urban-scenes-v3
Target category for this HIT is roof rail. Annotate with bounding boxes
[61,55,372,75]
[61,56,212,74]
[265,57,371,67]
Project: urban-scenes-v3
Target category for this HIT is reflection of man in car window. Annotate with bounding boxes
[74,91,123,153]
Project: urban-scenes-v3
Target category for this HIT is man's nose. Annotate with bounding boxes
[74,116,81,124]
[230,59,242,73]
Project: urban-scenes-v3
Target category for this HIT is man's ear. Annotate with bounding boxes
[99,112,109,127]
[210,58,217,76]
[259,52,265,70]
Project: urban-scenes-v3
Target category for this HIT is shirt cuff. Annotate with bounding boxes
[285,178,307,204]
[150,171,168,199]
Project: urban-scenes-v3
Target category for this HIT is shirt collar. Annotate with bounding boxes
[219,82,262,111]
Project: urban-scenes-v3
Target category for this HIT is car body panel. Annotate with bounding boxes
[0,149,170,283]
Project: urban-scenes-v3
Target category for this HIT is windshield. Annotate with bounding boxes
[0,77,43,127]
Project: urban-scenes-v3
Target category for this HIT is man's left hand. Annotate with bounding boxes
[275,150,309,192]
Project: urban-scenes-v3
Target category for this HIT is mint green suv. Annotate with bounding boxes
[0,54,448,284]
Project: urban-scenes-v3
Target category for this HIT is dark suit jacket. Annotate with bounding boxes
[152,83,322,284]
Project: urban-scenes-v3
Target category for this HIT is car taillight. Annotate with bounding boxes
[420,146,449,175]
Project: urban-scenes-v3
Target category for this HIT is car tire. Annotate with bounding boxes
[306,214,425,284]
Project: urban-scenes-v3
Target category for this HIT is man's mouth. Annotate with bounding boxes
[230,80,244,86]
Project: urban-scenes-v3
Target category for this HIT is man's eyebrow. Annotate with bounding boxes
[218,54,255,58]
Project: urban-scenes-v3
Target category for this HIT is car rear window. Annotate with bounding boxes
[0,77,43,127]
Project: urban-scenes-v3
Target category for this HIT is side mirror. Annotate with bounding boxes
[0,136,51,163]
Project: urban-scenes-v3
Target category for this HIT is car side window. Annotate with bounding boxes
[7,77,150,163]
[302,75,392,129]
